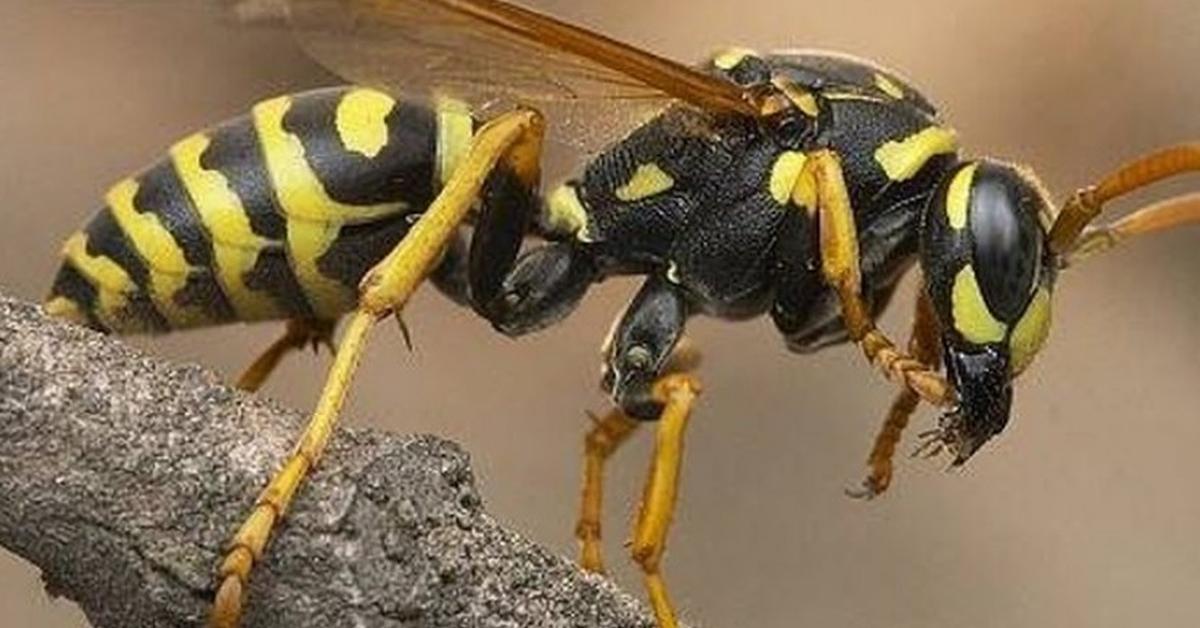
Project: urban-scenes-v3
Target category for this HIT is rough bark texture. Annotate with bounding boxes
[0,293,659,628]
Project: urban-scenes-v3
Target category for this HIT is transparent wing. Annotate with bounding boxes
[228,0,755,154]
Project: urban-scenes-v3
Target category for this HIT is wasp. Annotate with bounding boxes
[41,0,1200,626]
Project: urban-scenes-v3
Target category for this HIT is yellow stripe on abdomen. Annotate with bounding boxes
[104,178,206,327]
[170,133,283,322]
[252,95,408,319]
[335,89,395,159]
[61,232,134,331]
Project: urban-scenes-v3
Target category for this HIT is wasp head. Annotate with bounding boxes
[919,159,1058,464]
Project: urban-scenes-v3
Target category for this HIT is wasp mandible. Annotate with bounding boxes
[42,1,1200,626]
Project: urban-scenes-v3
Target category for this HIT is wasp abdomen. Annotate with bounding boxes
[47,87,475,333]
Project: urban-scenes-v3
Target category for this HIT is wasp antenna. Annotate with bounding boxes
[1050,143,1200,254]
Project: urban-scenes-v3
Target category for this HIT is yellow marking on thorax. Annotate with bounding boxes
[769,151,808,206]
[253,95,408,318]
[615,163,675,202]
[822,91,886,104]
[712,47,757,70]
[951,265,1007,344]
[61,232,132,330]
[772,78,820,117]
[873,126,958,182]
[874,73,905,99]
[105,178,207,327]
[946,163,978,230]
[171,133,283,322]
[335,88,396,159]
[1009,286,1052,375]
[544,183,589,237]
[666,261,682,284]
[435,95,474,186]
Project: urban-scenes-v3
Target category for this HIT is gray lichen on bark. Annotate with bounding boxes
[0,293,660,628]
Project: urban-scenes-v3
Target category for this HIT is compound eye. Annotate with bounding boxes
[922,160,1056,353]
[967,164,1044,324]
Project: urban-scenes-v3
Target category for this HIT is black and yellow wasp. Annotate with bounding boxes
[42,0,1200,626]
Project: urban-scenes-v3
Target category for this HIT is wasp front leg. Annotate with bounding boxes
[847,287,942,499]
[210,108,545,628]
[800,149,955,408]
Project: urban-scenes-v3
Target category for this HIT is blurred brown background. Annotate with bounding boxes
[2,1,1199,627]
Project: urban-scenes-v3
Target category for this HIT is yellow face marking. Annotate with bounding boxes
[104,178,205,327]
[253,96,408,318]
[769,151,808,206]
[543,184,589,237]
[873,126,958,182]
[61,232,132,330]
[334,88,396,159]
[1009,287,1052,375]
[946,163,978,230]
[951,265,1008,344]
[771,78,820,117]
[874,73,905,99]
[170,133,283,322]
[615,163,675,202]
[712,47,757,70]
[435,94,474,186]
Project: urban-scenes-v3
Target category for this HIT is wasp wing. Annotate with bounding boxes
[233,0,753,154]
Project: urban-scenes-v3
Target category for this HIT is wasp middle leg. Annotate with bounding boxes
[234,318,336,392]
[593,274,698,628]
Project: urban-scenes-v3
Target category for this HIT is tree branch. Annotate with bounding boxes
[0,292,659,628]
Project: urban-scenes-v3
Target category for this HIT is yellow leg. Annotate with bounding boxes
[208,108,545,628]
[576,408,640,573]
[630,373,702,628]
[801,150,955,409]
[235,319,336,393]
[847,289,942,499]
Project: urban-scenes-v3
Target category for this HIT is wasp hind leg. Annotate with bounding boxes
[234,319,336,393]
[209,108,546,628]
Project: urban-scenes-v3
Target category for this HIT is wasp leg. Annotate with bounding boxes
[575,275,695,577]
[1064,192,1200,266]
[234,318,336,393]
[847,288,942,499]
[577,408,640,573]
[801,149,954,408]
[209,108,545,628]
[590,275,699,627]
[632,373,702,628]
[485,242,598,336]
[1050,143,1200,254]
